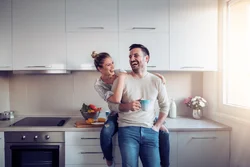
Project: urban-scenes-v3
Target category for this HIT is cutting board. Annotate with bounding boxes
[75,120,104,128]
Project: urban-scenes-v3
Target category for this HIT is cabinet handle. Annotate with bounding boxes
[25,65,52,68]
[132,27,156,30]
[147,66,156,68]
[0,66,10,68]
[80,138,99,140]
[191,137,217,140]
[79,152,102,154]
[78,27,104,30]
[180,66,204,69]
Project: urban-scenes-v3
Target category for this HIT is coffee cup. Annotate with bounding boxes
[140,99,151,111]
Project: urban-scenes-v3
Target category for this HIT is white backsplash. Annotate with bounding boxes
[0,73,10,112]
[2,71,204,117]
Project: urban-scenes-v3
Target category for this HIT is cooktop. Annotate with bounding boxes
[10,117,70,127]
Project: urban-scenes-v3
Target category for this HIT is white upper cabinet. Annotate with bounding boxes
[119,32,169,71]
[12,0,66,70]
[119,0,169,32]
[66,0,118,32]
[0,0,12,71]
[170,0,218,71]
[67,32,119,70]
[119,0,170,71]
[66,0,118,70]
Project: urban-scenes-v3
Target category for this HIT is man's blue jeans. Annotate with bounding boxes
[100,114,170,167]
[118,126,161,167]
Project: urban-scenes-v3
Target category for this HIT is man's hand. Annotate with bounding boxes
[152,125,160,132]
[119,100,141,112]
[128,100,141,111]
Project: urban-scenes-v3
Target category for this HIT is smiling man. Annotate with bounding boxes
[111,44,170,167]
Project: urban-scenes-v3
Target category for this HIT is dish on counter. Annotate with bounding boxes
[91,122,105,125]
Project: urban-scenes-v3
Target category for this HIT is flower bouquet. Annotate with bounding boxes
[184,96,207,119]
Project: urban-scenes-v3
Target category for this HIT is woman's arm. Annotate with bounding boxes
[107,73,127,103]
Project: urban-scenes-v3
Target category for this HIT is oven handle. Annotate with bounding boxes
[10,145,60,150]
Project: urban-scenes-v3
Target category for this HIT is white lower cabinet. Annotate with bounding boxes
[169,132,178,167]
[177,131,230,167]
[65,131,229,167]
[65,132,106,166]
[0,132,4,167]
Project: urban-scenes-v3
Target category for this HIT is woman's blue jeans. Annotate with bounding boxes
[100,114,170,167]
[100,114,119,161]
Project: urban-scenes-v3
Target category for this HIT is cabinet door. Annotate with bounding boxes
[67,32,119,70]
[0,0,12,71]
[12,0,66,70]
[169,132,177,167]
[65,132,100,145]
[66,0,118,32]
[65,146,105,165]
[178,131,230,167]
[119,32,169,71]
[119,0,169,32]
[170,0,218,71]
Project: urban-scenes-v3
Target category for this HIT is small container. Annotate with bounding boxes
[9,111,15,119]
[169,99,177,118]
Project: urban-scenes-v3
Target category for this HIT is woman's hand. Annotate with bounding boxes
[154,73,166,84]
[159,124,169,133]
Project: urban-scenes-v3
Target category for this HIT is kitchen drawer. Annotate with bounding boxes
[65,146,105,165]
[113,146,122,163]
[65,132,100,145]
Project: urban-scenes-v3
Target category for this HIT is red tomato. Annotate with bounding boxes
[89,104,97,110]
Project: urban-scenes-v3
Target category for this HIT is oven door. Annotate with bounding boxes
[5,143,65,167]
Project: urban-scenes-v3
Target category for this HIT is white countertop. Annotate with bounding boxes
[0,116,231,132]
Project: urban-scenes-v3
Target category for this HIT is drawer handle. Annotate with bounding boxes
[191,137,217,140]
[25,65,52,68]
[147,66,156,68]
[78,27,104,30]
[180,66,204,69]
[132,27,156,30]
[0,66,10,68]
[79,152,102,154]
[81,138,99,140]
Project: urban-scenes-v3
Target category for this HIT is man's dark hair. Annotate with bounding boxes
[129,44,150,57]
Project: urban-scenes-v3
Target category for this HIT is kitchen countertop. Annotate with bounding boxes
[0,116,231,132]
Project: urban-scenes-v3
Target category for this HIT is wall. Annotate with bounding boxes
[203,0,250,167]
[0,73,10,112]
[8,71,203,117]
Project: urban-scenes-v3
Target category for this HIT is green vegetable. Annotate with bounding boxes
[80,103,90,113]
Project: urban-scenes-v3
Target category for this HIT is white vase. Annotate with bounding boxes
[192,109,202,119]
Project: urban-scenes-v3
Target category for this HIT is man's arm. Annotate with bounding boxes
[153,112,168,131]
[153,80,170,131]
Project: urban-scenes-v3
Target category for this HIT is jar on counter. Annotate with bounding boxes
[9,111,15,119]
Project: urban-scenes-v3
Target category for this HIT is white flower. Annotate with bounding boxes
[201,98,207,103]
[200,101,205,107]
